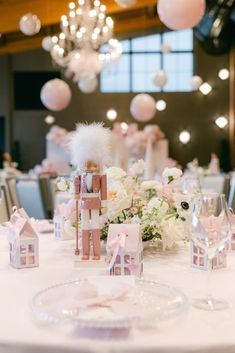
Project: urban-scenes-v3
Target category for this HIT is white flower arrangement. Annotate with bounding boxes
[102,162,189,250]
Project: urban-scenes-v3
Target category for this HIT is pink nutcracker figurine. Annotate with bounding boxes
[70,123,111,261]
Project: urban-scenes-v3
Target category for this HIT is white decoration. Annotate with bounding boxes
[191,75,203,91]
[45,115,55,125]
[153,70,167,87]
[199,82,212,95]
[42,36,54,52]
[19,13,41,36]
[161,43,172,53]
[78,73,98,94]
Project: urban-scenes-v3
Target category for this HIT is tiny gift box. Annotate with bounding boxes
[106,224,143,277]
[8,208,39,269]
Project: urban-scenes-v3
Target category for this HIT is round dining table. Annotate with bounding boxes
[0,227,235,353]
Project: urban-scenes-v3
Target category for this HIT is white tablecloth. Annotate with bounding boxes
[1,232,235,353]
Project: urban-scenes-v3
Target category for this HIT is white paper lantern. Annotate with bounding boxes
[161,43,172,53]
[19,13,41,36]
[153,70,168,87]
[42,36,53,52]
[40,79,72,111]
[191,75,203,91]
[130,94,156,122]
[78,74,98,94]
[115,0,136,8]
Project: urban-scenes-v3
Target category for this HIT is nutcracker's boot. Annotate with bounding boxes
[82,230,90,260]
[92,229,101,260]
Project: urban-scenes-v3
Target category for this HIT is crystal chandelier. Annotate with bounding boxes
[46,0,122,91]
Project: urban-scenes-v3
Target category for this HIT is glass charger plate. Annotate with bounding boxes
[32,278,188,329]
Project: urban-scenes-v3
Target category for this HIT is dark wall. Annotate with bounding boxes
[0,38,230,170]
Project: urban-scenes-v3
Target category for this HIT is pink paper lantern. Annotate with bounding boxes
[40,79,72,111]
[130,94,156,122]
[157,0,205,30]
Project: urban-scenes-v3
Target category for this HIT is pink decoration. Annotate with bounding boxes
[125,131,147,158]
[68,50,101,81]
[7,208,39,269]
[106,224,143,277]
[157,0,205,30]
[33,159,56,176]
[40,79,72,111]
[19,13,41,36]
[46,125,69,145]
[130,94,156,122]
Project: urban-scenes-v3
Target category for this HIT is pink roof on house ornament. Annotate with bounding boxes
[9,208,38,241]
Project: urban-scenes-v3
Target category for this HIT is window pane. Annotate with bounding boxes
[163,53,193,92]
[132,34,161,52]
[100,54,130,92]
[162,29,193,51]
[132,53,161,92]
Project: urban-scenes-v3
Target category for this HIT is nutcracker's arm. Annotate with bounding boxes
[100,174,107,208]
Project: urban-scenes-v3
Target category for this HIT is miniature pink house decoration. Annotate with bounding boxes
[8,208,39,269]
[190,243,227,271]
[106,224,143,277]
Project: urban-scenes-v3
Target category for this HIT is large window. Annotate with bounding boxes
[100,29,194,93]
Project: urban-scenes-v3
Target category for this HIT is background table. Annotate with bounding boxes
[1,232,235,353]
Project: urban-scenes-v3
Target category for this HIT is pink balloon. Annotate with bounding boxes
[157,0,205,30]
[40,79,72,111]
[130,94,156,122]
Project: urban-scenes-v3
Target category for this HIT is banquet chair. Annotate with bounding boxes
[40,177,57,219]
[15,178,47,219]
[5,177,20,209]
[0,185,10,223]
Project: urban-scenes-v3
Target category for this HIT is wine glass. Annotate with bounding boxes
[190,193,231,311]
[181,176,201,195]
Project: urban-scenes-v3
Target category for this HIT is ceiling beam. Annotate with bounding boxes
[0,0,158,35]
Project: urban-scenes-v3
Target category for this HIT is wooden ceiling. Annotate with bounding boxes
[0,0,162,54]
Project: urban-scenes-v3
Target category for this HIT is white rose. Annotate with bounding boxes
[57,178,68,192]
[141,180,161,191]
[162,168,183,184]
[106,167,126,181]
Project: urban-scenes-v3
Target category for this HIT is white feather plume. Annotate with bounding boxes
[69,123,111,170]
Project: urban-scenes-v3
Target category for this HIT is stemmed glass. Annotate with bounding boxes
[190,193,231,311]
[181,176,201,195]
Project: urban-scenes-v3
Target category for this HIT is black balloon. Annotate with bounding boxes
[195,0,235,55]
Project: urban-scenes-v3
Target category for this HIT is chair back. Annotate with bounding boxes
[0,185,10,223]
[16,178,47,219]
[6,177,20,209]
